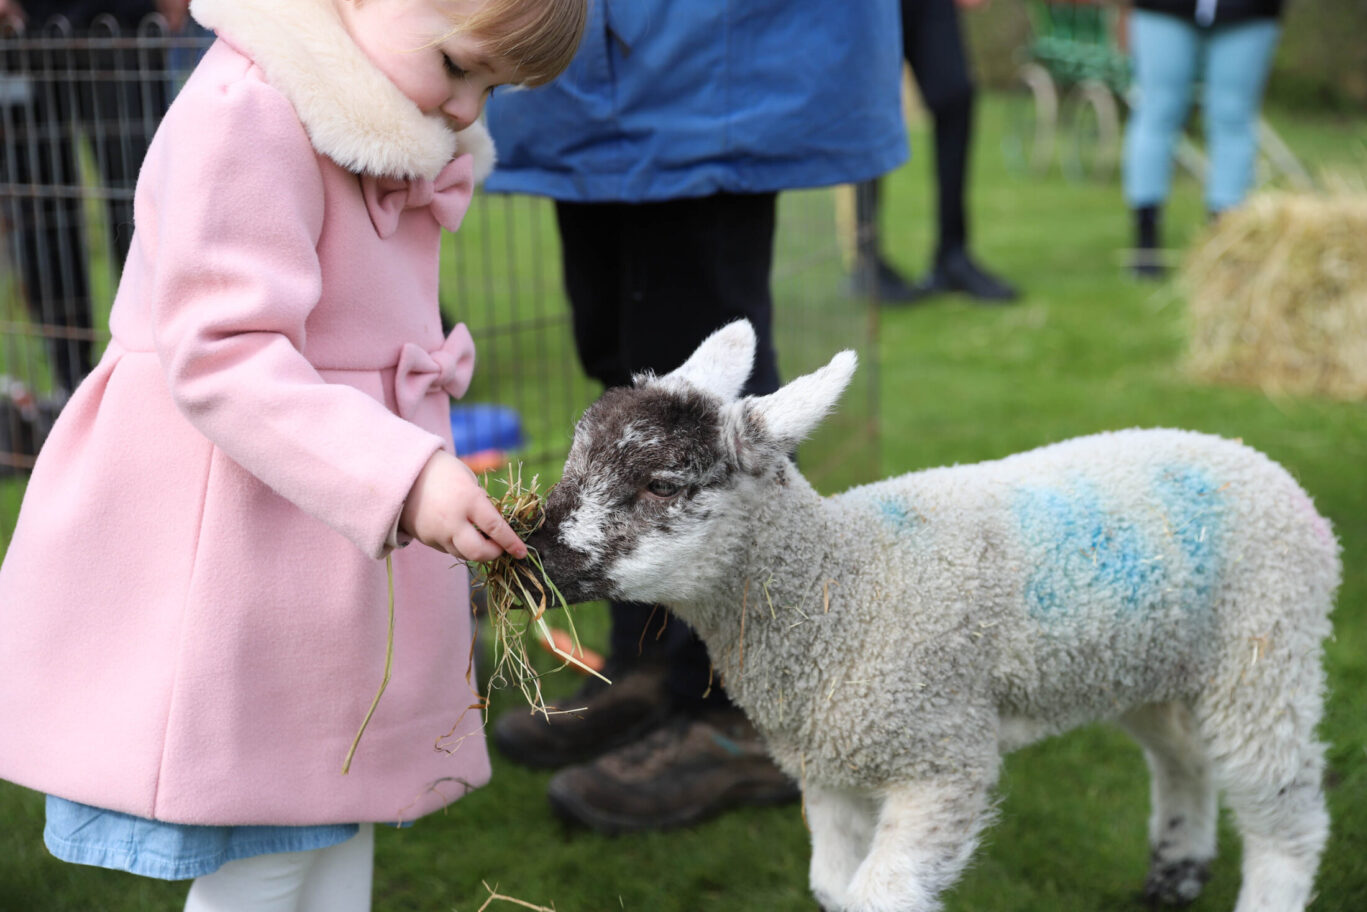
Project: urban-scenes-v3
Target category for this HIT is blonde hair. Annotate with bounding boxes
[453,0,588,87]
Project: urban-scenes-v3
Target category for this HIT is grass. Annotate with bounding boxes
[1,95,1366,911]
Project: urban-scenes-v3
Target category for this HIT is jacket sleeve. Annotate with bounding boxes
[146,68,443,559]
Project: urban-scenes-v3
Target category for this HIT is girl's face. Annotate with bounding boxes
[337,0,519,132]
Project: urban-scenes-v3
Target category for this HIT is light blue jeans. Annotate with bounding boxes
[1123,11,1282,213]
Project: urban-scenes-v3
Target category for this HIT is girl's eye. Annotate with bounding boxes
[645,480,682,499]
[442,54,465,79]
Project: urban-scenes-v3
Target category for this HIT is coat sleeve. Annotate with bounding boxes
[145,69,443,559]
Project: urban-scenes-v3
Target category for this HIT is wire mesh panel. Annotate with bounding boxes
[447,189,881,494]
[0,14,198,547]
[0,21,879,553]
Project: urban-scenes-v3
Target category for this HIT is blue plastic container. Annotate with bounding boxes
[450,403,524,454]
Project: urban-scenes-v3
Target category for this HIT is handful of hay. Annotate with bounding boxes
[342,464,606,774]
[1183,188,1367,400]
[472,463,609,718]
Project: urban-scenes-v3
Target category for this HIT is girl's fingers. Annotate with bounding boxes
[472,504,528,558]
[452,528,502,564]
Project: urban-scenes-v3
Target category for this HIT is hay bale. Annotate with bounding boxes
[1183,189,1367,400]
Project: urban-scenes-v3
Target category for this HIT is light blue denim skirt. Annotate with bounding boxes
[44,795,359,880]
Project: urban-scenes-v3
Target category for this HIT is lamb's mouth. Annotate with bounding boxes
[521,555,608,608]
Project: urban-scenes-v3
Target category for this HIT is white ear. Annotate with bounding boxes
[656,320,756,401]
[746,351,857,449]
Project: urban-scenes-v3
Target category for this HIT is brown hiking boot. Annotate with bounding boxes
[545,707,800,834]
[491,661,672,769]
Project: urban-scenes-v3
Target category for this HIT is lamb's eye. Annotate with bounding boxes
[645,480,682,499]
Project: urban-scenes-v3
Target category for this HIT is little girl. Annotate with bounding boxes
[0,0,585,908]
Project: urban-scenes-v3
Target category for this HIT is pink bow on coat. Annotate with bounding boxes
[395,323,475,423]
[363,155,475,238]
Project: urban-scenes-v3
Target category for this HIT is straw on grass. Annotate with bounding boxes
[477,881,557,912]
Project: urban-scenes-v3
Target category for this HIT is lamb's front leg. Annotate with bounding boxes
[806,783,879,911]
[840,777,996,912]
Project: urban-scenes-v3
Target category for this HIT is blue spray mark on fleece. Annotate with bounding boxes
[1153,465,1225,605]
[874,494,925,534]
[1013,479,1163,618]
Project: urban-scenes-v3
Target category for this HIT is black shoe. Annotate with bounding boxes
[847,256,925,304]
[1129,247,1169,282]
[915,248,1019,303]
[546,707,800,834]
[1131,205,1168,281]
[491,660,672,769]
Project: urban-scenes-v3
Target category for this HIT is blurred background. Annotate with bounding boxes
[1,3,1364,910]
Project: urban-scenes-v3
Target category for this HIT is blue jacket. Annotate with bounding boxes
[484,0,909,202]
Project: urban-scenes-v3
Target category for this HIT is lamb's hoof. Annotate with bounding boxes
[1142,857,1212,906]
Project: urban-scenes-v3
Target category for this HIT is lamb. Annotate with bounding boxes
[525,320,1339,912]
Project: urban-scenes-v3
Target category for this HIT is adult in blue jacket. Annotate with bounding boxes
[485,0,907,834]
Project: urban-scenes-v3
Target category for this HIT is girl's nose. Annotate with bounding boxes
[442,93,481,132]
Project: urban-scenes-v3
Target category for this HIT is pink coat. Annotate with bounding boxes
[0,0,501,825]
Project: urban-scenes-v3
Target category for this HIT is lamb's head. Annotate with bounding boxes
[526,321,856,608]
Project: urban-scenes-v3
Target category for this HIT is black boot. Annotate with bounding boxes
[847,179,926,305]
[914,247,1019,303]
[1131,205,1166,280]
[492,659,673,769]
[848,254,925,304]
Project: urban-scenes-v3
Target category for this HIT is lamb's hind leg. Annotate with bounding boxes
[840,778,995,912]
[806,784,878,912]
[1199,661,1329,912]
[1119,701,1218,905]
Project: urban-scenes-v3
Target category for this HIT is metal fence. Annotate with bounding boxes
[0,18,879,552]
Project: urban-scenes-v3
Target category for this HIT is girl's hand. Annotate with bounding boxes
[400,450,528,563]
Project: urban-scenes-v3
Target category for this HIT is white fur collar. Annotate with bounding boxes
[190,0,494,182]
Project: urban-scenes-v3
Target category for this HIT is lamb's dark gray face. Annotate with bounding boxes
[524,319,857,607]
[526,383,744,606]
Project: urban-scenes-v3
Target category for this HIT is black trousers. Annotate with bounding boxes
[2,36,167,392]
[553,192,781,709]
[856,0,976,263]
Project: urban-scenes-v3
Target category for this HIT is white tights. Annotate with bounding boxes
[183,823,374,912]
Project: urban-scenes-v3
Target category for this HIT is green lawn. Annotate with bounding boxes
[1,95,1365,911]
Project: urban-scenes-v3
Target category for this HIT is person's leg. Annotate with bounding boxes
[84,39,168,272]
[904,0,972,262]
[492,201,678,769]
[183,847,319,912]
[11,41,93,393]
[555,200,631,389]
[616,194,779,393]
[297,823,374,912]
[542,194,799,832]
[183,827,373,912]
[1123,10,1200,277]
[903,0,1016,301]
[848,178,923,303]
[1201,18,1281,215]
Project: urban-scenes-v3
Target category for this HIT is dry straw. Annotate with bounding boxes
[1182,184,1367,400]
[343,464,606,773]
[471,463,609,719]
